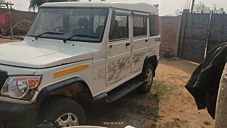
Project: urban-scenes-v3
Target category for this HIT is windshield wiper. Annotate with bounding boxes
[63,34,98,43]
[35,31,65,40]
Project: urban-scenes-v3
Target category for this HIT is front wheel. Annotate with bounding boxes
[39,97,86,127]
[137,63,154,94]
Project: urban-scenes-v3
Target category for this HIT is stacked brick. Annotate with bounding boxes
[0,8,36,35]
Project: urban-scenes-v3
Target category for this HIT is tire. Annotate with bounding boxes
[39,97,86,127]
[137,63,154,94]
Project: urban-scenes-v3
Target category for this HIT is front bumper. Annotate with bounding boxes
[0,100,40,128]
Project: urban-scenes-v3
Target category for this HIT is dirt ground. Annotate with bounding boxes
[0,39,215,128]
[83,58,215,128]
[154,59,214,128]
[0,38,20,44]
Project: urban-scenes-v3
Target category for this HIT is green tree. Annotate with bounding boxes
[29,0,78,10]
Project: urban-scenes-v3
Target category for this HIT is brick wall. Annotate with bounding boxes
[159,16,181,57]
[0,8,36,35]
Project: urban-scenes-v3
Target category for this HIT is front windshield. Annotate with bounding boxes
[27,7,109,43]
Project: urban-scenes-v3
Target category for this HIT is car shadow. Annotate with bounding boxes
[82,90,160,128]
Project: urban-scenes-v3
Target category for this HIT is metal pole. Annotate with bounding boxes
[6,2,13,39]
[191,0,195,13]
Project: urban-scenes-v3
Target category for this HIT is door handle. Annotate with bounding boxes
[126,42,130,47]
[145,39,148,42]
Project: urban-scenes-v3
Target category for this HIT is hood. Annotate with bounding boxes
[0,40,95,68]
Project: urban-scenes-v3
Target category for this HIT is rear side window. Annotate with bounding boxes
[150,15,159,36]
[133,16,147,37]
[109,15,129,41]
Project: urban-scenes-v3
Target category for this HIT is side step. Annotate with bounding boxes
[106,79,144,103]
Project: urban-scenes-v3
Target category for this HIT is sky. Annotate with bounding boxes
[7,0,227,16]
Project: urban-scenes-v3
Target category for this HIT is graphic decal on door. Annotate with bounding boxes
[107,57,130,82]
[133,52,146,64]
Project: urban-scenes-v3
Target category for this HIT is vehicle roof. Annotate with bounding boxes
[41,2,158,14]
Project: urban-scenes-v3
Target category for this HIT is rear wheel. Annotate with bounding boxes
[137,63,154,94]
[39,97,85,127]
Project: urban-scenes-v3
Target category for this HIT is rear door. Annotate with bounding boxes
[131,12,149,74]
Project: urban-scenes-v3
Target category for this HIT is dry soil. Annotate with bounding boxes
[85,59,215,128]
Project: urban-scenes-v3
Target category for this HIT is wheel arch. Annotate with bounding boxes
[36,77,93,102]
[143,53,158,76]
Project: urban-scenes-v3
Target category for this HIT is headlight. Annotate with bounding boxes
[1,76,41,100]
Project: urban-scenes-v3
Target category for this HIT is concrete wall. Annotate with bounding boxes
[159,16,181,57]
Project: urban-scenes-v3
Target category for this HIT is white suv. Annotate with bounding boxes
[0,2,160,128]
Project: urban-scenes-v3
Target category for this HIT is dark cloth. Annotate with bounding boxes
[185,42,227,119]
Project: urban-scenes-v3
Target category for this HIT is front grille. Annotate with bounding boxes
[0,70,7,89]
